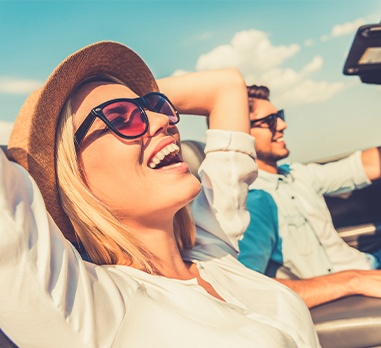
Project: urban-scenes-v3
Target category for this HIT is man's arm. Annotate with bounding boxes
[238,187,381,309]
[277,270,381,308]
[362,147,381,181]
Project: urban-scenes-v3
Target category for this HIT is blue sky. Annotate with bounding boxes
[0,0,380,162]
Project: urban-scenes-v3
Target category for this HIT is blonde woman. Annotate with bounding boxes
[0,41,320,347]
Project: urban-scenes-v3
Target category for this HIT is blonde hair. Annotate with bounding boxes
[55,76,196,274]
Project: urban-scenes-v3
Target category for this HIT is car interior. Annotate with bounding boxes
[182,23,381,347]
[1,22,381,348]
[182,138,381,348]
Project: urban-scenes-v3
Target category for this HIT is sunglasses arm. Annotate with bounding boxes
[74,111,97,146]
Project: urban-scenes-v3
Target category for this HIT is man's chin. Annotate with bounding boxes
[275,149,290,161]
[256,148,290,164]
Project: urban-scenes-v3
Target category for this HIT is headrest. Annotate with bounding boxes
[181,140,206,181]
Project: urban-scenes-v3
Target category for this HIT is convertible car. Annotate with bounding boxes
[180,144,381,348]
[310,21,381,348]
[181,22,381,348]
[1,22,380,348]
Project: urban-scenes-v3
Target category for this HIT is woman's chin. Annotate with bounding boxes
[179,175,202,206]
[189,184,202,204]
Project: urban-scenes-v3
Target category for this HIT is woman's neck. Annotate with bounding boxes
[125,221,225,301]
[142,228,192,278]
[121,216,192,279]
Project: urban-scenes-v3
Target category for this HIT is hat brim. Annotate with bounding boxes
[8,41,159,243]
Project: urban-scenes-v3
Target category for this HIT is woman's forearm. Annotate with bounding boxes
[157,68,250,134]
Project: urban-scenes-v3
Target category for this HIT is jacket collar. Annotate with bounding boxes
[249,163,292,190]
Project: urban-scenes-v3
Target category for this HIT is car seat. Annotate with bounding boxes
[181,140,381,348]
[180,140,206,181]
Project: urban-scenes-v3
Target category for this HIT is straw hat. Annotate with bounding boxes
[8,41,159,244]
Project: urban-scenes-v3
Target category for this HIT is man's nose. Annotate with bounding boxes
[277,117,287,131]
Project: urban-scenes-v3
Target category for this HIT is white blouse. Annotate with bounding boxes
[0,130,320,347]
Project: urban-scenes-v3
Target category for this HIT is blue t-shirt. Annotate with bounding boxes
[238,190,283,276]
[238,155,376,278]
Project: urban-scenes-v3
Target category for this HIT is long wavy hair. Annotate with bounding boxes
[55,75,196,274]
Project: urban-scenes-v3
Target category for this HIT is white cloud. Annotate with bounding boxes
[196,29,300,75]
[0,77,43,95]
[331,18,365,37]
[276,80,346,106]
[301,56,323,74]
[304,38,314,47]
[320,17,365,42]
[184,29,346,107]
[172,69,191,76]
[0,121,13,145]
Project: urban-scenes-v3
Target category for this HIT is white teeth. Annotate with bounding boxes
[148,143,180,169]
[157,152,165,160]
[168,144,176,152]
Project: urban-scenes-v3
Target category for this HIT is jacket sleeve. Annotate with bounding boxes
[0,149,136,348]
[296,151,371,196]
[192,129,257,254]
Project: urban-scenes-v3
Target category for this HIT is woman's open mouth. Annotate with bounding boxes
[148,143,182,169]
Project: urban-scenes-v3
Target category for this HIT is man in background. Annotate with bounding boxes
[238,84,381,308]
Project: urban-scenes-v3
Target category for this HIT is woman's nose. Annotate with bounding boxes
[145,110,170,137]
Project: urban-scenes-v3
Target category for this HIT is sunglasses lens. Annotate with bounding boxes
[145,93,179,124]
[102,101,146,137]
[268,115,277,132]
[250,110,284,133]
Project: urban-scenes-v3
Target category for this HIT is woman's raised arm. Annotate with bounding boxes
[157,68,250,134]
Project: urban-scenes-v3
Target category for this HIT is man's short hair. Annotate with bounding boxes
[247,84,270,113]
[247,84,270,100]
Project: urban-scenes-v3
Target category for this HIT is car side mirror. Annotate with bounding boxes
[343,22,381,84]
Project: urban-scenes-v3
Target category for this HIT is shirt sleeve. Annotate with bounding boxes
[0,149,136,347]
[297,151,371,196]
[191,129,258,254]
[238,190,280,274]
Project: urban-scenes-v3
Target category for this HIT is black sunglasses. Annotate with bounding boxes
[250,109,285,133]
[74,92,180,146]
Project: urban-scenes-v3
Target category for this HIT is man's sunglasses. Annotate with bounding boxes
[250,110,285,133]
[74,92,180,146]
